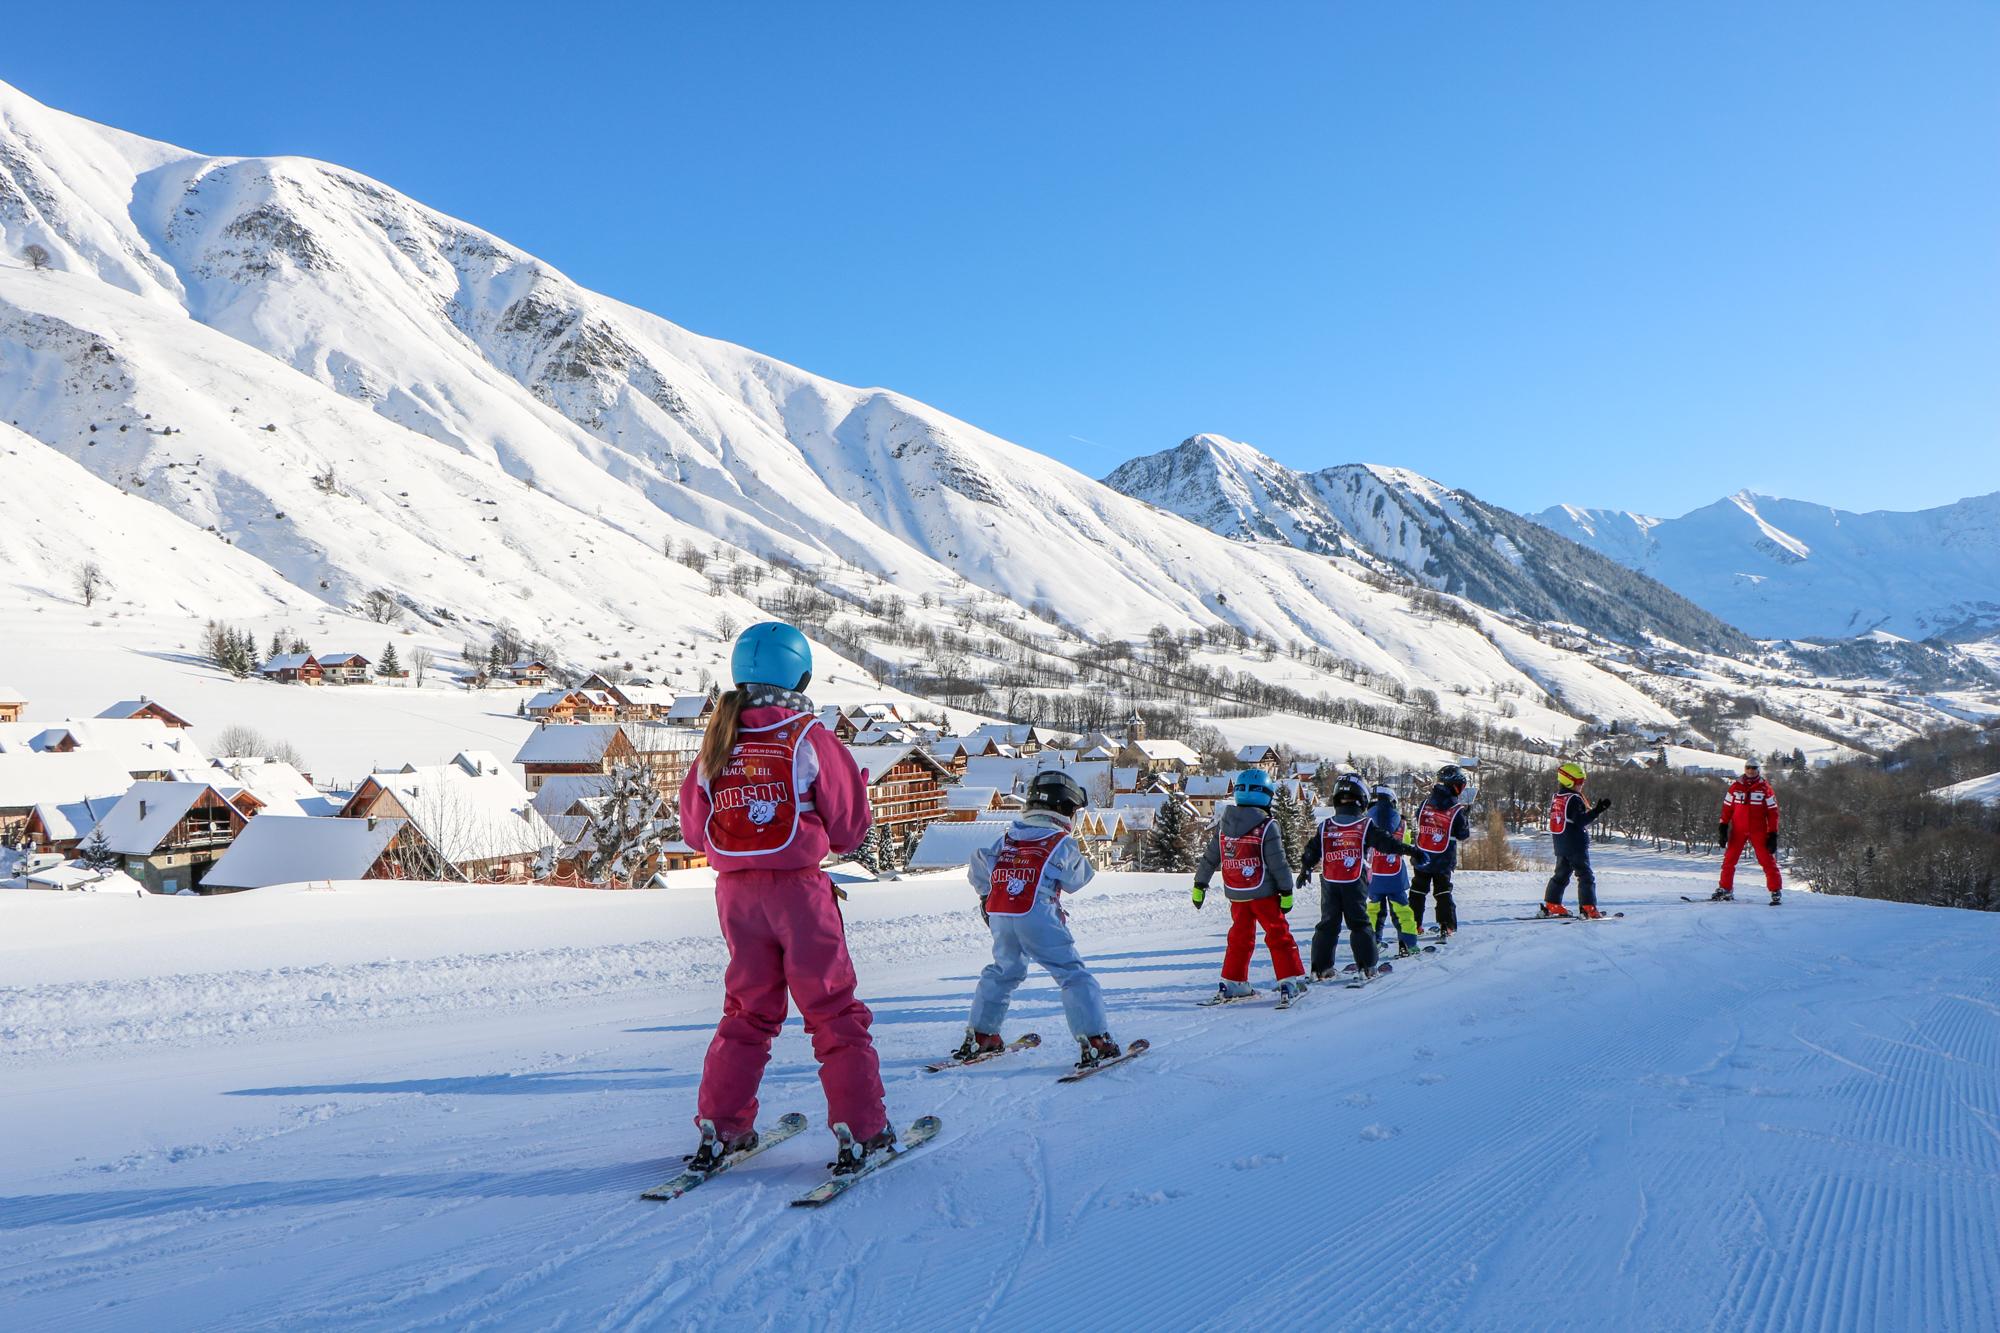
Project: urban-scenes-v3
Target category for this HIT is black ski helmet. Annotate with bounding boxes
[1025,769,1088,817]
[1331,773,1370,807]
[1437,764,1467,791]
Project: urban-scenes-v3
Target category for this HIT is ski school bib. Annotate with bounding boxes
[702,714,817,858]
[1220,822,1268,892]
[1416,803,1456,854]
[1368,814,1405,877]
[1548,792,1570,835]
[986,833,1066,915]
[1320,819,1368,883]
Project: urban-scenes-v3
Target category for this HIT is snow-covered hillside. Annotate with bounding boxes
[1535,490,2000,642]
[3,850,1996,1328]
[1107,435,1755,655]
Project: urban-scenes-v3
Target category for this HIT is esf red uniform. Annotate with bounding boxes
[1719,776,1783,892]
[1194,805,1304,985]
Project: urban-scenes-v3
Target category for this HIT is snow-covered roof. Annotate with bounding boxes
[87,781,230,855]
[1112,792,1171,811]
[364,752,555,863]
[527,689,576,710]
[260,653,318,672]
[199,757,338,817]
[620,723,703,755]
[23,862,145,892]
[31,793,121,843]
[665,694,714,721]
[201,815,407,890]
[926,738,970,760]
[846,744,951,784]
[531,773,613,819]
[97,699,191,726]
[1183,774,1233,798]
[1236,744,1277,763]
[1128,738,1201,764]
[0,751,133,810]
[944,786,1000,810]
[0,683,24,705]
[318,652,370,667]
[514,723,625,766]
[906,820,1011,870]
[6,717,206,774]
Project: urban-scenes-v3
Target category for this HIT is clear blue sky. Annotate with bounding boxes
[11,2,1997,516]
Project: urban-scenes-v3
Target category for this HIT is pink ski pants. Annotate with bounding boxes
[696,870,886,1141]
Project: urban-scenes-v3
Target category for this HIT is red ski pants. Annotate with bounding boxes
[1222,896,1304,983]
[697,870,886,1141]
[1720,830,1782,892]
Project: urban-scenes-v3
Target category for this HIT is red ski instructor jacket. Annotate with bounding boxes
[1720,777,1780,836]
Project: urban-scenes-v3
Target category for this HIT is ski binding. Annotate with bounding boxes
[642,1111,809,1201]
[790,1115,942,1208]
[1058,1038,1150,1083]
[925,1032,1040,1072]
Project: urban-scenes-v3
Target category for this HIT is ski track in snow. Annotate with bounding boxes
[2,856,1998,1331]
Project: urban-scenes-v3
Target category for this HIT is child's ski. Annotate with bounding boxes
[789,1116,942,1208]
[642,1111,809,1201]
[924,1033,1040,1073]
[1576,910,1627,919]
[1346,962,1394,989]
[1275,985,1309,1011]
[1197,989,1261,1007]
[1392,943,1439,958]
[1682,895,1731,904]
[1057,1038,1150,1083]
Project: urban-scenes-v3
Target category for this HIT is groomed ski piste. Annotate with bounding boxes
[4,844,1997,1331]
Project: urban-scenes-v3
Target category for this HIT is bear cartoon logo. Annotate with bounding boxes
[748,799,779,826]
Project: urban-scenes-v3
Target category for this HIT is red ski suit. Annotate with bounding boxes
[679,707,886,1142]
[1719,776,1782,892]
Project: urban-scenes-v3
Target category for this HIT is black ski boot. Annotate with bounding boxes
[829,1122,897,1175]
[1769,889,1782,906]
[685,1118,757,1173]
[1709,888,1734,902]
[952,1029,1004,1061]
[1077,1034,1122,1067]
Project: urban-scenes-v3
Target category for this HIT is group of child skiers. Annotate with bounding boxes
[678,620,1784,1177]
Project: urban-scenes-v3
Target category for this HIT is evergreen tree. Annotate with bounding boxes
[851,825,882,875]
[270,630,285,657]
[1271,782,1314,870]
[379,642,402,677]
[1141,797,1203,873]
[81,827,117,870]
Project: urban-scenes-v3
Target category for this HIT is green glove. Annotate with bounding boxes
[1191,883,1206,909]
[1279,890,1294,912]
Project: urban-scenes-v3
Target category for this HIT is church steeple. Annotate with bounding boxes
[1126,710,1146,744]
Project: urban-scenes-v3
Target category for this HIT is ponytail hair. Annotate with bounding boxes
[697,689,748,783]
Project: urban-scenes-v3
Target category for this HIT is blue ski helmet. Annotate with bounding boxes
[1232,768,1275,808]
[730,621,812,691]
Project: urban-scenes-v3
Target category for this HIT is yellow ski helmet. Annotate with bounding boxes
[1556,762,1587,789]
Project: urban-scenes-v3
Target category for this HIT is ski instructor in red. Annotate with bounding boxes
[679,622,893,1175]
[1712,759,1783,904]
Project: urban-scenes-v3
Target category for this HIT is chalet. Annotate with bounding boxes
[941,785,1001,821]
[501,659,553,688]
[0,751,132,848]
[318,652,372,685]
[0,684,24,723]
[664,693,718,727]
[338,750,555,882]
[619,723,704,793]
[196,756,342,817]
[525,689,618,723]
[965,723,1047,755]
[260,653,324,685]
[846,743,953,847]
[1236,743,1278,767]
[513,724,637,792]
[0,719,204,781]
[907,820,1010,872]
[816,706,860,743]
[1118,736,1202,778]
[97,698,194,730]
[200,815,408,892]
[85,780,248,894]
[924,739,972,776]
[1182,773,1235,816]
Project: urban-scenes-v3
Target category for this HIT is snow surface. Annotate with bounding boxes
[3,849,1996,1329]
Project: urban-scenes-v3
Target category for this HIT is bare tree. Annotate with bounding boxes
[361,588,404,623]
[581,763,678,885]
[22,243,50,271]
[74,560,106,606]
[411,647,435,687]
[713,613,738,642]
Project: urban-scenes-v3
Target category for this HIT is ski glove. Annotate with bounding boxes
[1592,798,1612,816]
[1279,890,1294,911]
[1191,883,1206,909]
[1717,822,1730,846]
[1764,832,1778,854]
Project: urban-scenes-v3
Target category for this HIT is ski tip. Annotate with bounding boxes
[909,1114,943,1136]
[1128,1038,1150,1054]
[1020,1033,1042,1047]
[776,1112,810,1133]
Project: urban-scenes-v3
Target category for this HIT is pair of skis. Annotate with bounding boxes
[1682,894,1780,906]
[1508,909,1625,921]
[641,1112,943,1208]
[922,1032,1151,1082]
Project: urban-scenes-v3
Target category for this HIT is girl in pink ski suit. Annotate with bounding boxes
[679,655,887,1152]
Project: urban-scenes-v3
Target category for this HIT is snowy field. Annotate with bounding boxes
[4,849,1998,1331]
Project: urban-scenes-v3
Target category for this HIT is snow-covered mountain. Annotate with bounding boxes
[0,79,1982,761]
[1106,434,1754,654]
[1534,491,2000,642]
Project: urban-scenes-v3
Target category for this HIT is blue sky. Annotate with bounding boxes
[10,2,1997,515]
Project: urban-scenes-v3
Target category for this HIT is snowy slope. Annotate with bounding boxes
[3,849,1996,1329]
[1535,490,2000,642]
[1108,435,1755,654]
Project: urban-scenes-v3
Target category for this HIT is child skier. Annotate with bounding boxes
[1190,769,1306,1005]
[679,622,892,1175]
[1410,765,1474,936]
[959,770,1122,1068]
[1541,761,1611,918]
[1365,784,1424,956]
[1711,760,1783,904]
[1301,774,1428,981]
